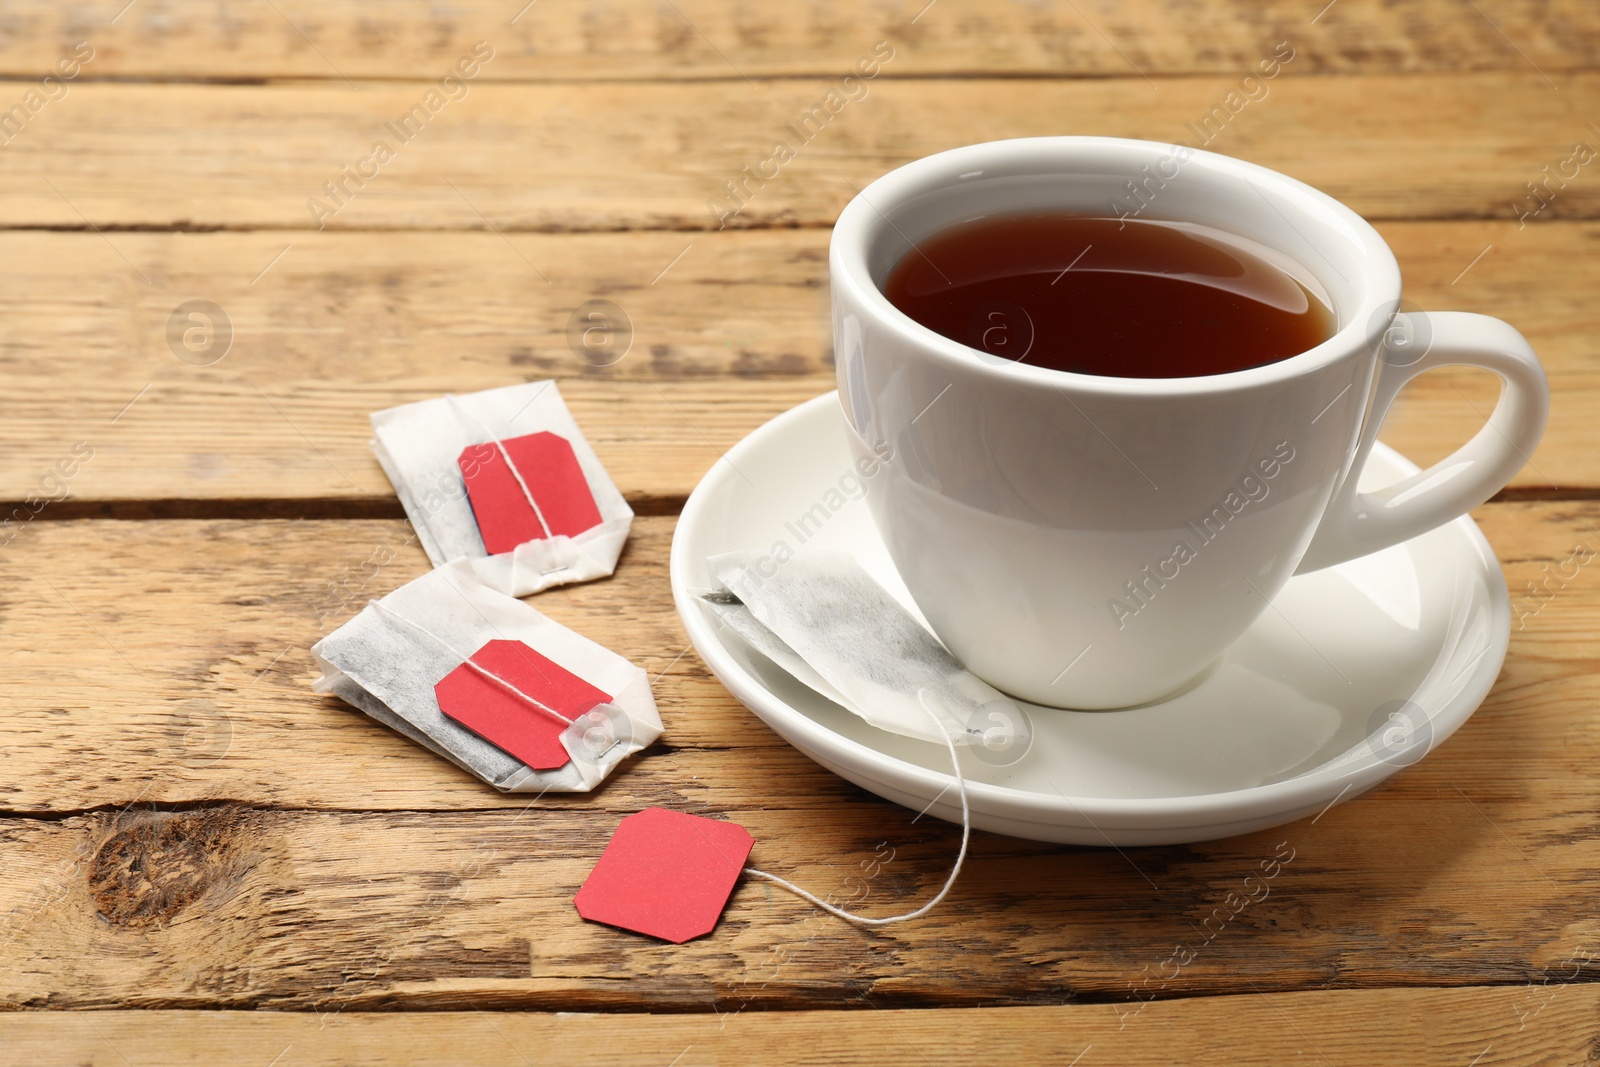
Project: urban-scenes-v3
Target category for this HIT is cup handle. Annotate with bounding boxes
[1295,311,1549,574]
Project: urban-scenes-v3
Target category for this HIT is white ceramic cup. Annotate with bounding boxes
[831,136,1548,710]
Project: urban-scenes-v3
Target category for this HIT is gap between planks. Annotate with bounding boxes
[6,486,1595,526]
[0,495,687,522]
[0,988,1593,1067]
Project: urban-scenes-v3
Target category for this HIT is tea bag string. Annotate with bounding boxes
[368,599,575,727]
[445,393,552,540]
[742,689,969,926]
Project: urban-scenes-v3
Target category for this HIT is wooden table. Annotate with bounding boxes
[1,2,1597,1063]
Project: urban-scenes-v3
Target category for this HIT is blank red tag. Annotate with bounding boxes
[435,639,612,770]
[575,808,754,943]
[459,432,604,555]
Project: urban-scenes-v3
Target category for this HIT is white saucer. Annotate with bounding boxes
[669,392,1510,845]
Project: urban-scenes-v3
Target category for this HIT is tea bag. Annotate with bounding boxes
[312,561,661,792]
[704,550,1016,746]
[692,551,982,933]
[371,381,633,596]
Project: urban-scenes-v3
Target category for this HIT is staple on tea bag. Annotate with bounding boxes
[705,550,1016,747]
[312,560,660,792]
[370,381,633,596]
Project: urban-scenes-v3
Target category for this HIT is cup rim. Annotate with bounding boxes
[830,135,1403,397]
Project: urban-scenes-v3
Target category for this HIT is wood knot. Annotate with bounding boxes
[87,805,258,928]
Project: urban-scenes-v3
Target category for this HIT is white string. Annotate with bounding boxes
[368,598,574,726]
[742,689,970,926]
[445,393,552,540]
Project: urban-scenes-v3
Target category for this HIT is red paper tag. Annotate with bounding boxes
[435,639,612,770]
[574,808,754,943]
[459,432,603,555]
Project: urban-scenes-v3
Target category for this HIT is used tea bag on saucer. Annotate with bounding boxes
[704,550,1016,746]
[371,381,633,596]
[312,560,661,792]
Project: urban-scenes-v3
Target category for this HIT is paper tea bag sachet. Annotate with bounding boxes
[371,381,633,596]
[704,550,1022,749]
[312,561,661,792]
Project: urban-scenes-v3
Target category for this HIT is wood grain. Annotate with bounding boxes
[2,986,1597,1067]
[3,793,1599,1011]
[1,74,1595,231]
[5,0,1596,1046]
[6,0,1597,81]
[0,504,1598,1009]
[0,220,1594,506]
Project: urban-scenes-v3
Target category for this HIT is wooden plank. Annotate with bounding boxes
[0,503,1594,814]
[6,0,1598,81]
[1,796,1598,1011]
[1,504,1598,1008]
[0,987,1595,1067]
[0,74,1596,231]
[0,220,1594,505]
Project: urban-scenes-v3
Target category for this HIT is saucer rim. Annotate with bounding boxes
[669,391,1511,832]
